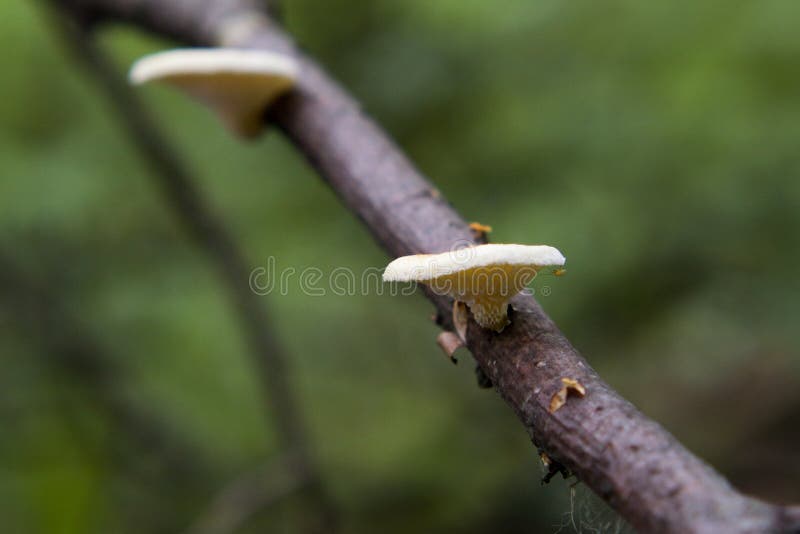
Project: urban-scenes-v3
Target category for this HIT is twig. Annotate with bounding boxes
[50,0,800,531]
[187,452,308,534]
[45,6,337,531]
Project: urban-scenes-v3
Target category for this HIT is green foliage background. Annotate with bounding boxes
[1,0,799,532]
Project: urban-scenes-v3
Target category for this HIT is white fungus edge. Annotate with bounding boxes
[129,48,299,85]
[382,244,566,282]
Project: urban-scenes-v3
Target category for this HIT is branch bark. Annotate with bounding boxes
[51,0,800,531]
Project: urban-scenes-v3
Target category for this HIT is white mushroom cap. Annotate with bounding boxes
[383,244,565,332]
[129,48,298,138]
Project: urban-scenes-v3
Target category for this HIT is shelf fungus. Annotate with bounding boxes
[129,48,298,138]
[383,244,565,332]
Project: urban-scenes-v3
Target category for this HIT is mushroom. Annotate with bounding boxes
[383,244,565,332]
[129,48,298,138]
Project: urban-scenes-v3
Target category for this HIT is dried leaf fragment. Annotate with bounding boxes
[436,331,464,364]
[549,377,586,413]
[469,221,493,238]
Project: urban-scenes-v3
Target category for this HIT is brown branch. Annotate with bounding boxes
[50,0,800,531]
[45,5,336,531]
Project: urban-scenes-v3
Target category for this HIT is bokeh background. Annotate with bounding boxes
[2,0,799,532]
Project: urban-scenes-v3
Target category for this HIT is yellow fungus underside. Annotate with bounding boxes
[425,264,538,332]
[161,73,295,137]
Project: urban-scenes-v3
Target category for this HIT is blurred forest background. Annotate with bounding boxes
[2,0,799,532]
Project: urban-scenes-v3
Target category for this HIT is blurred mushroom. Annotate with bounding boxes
[383,244,565,332]
[129,48,298,138]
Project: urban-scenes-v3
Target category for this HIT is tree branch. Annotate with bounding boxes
[50,0,800,531]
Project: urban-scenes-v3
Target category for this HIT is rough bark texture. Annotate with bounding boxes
[54,0,800,531]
